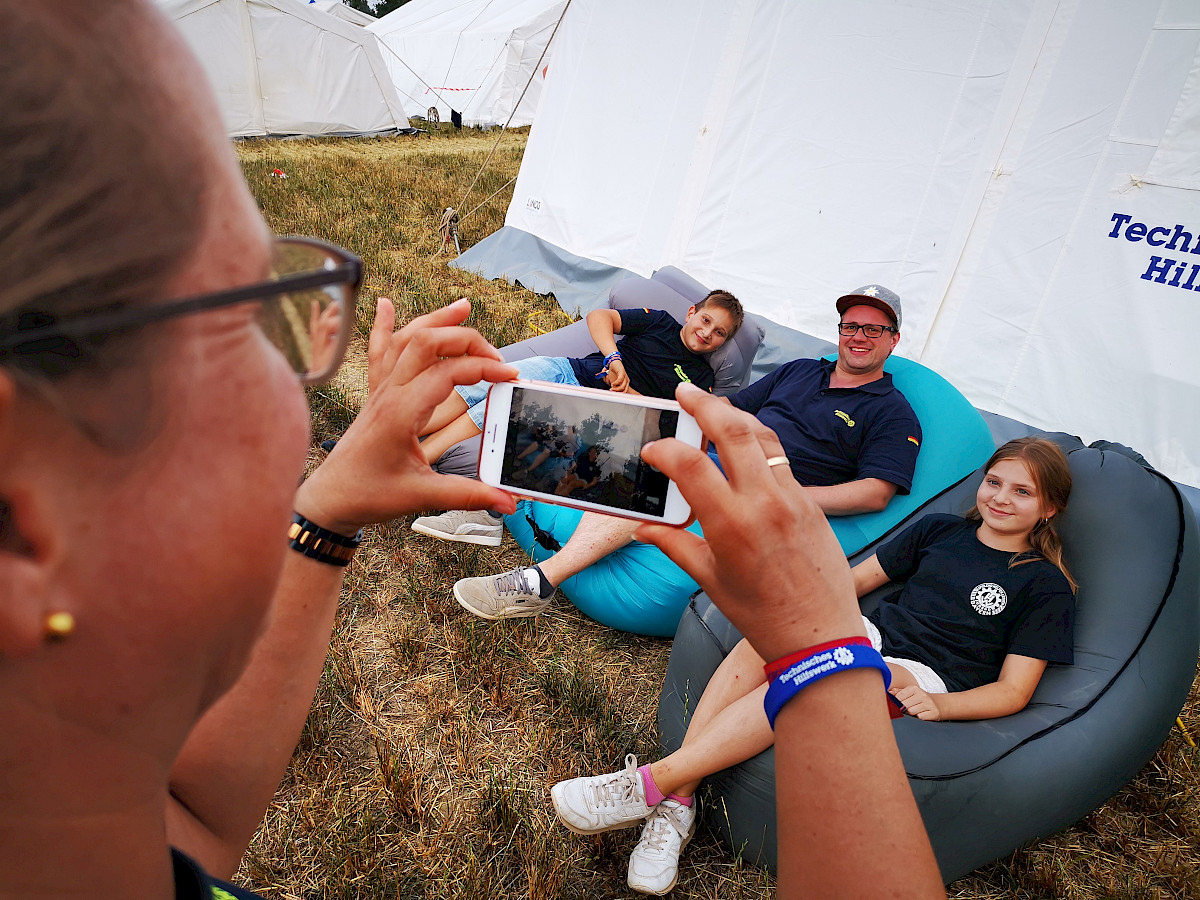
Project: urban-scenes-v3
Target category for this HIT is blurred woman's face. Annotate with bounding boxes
[52,156,313,734]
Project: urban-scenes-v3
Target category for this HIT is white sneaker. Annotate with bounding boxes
[550,754,654,834]
[627,799,696,895]
[411,509,502,546]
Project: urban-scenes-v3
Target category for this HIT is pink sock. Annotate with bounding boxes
[637,765,666,806]
[667,792,694,808]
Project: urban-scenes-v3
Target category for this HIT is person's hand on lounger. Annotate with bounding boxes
[603,356,631,392]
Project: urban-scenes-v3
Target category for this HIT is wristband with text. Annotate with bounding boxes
[763,640,892,729]
[763,636,873,680]
[287,512,363,567]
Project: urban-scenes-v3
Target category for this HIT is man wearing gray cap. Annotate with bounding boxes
[731,283,920,513]
[445,284,922,630]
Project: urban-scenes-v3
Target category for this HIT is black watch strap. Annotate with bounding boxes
[287,512,363,567]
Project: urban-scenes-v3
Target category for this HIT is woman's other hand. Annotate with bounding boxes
[296,298,517,534]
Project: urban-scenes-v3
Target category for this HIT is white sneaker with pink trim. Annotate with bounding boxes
[627,798,696,895]
[550,754,654,834]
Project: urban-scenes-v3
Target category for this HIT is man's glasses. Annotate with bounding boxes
[0,236,362,385]
[837,321,898,339]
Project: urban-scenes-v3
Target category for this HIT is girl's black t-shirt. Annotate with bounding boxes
[870,514,1075,692]
[173,849,265,900]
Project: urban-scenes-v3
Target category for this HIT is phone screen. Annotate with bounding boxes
[498,385,681,518]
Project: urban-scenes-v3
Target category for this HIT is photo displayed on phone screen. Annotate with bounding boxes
[501,386,680,517]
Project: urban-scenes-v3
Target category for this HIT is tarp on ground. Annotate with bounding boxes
[456,0,1200,487]
[369,0,566,127]
[160,0,415,136]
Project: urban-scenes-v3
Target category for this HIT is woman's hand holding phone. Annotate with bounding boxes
[637,383,943,899]
[635,383,865,663]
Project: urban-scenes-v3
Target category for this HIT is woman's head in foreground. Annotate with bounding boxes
[968,437,1075,589]
[0,0,310,744]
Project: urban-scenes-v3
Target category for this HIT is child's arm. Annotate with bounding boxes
[851,554,890,598]
[891,654,1048,721]
[585,308,631,392]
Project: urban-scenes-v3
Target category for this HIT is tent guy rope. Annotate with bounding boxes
[443,0,572,253]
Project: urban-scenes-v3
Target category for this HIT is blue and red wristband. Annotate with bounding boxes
[763,636,873,680]
[762,638,898,729]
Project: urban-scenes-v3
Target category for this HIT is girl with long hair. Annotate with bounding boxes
[551,436,1076,895]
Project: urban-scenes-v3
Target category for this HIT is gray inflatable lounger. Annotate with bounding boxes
[658,434,1200,881]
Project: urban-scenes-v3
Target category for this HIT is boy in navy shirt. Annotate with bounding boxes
[411,291,743,545]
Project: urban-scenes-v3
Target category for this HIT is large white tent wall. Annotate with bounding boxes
[456,0,1200,488]
[369,0,566,128]
[160,0,415,137]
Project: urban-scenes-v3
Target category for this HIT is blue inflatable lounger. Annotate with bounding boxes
[657,433,1200,881]
[436,266,994,637]
[506,353,993,636]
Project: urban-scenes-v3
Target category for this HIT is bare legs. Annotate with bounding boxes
[424,390,471,435]
[418,391,483,465]
[537,511,641,586]
[421,411,481,464]
[885,663,920,691]
[639,646,930,801]
[646,639,774,799]
[513,447,553,477]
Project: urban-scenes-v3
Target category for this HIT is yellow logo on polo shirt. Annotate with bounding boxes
[674,364,691,383]
[834,410,856,427]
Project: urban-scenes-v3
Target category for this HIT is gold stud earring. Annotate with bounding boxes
[44,611,75,641]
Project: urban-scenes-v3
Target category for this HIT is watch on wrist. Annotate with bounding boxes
[287,512,363,567]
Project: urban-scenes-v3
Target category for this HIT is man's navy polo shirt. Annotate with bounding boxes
[730,357,921,492]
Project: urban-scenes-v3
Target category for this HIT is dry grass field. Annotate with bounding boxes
[233,127,1199,899]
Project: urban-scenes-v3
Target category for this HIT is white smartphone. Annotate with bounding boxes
[478,379,703,525]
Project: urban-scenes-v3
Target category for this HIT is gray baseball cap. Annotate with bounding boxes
[836,285,902,329]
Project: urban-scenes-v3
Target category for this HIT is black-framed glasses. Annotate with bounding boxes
[0,236,362,385]
[837,321,897,339]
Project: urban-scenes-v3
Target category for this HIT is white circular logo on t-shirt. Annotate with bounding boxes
[971,582,1008,615]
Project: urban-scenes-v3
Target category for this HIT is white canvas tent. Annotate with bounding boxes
[160,0,414,137]
[456,0,1200,487]
[369,0,566,128]
[310,1,376,28]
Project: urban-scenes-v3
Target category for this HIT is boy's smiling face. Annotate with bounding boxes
[680,304,734,354]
